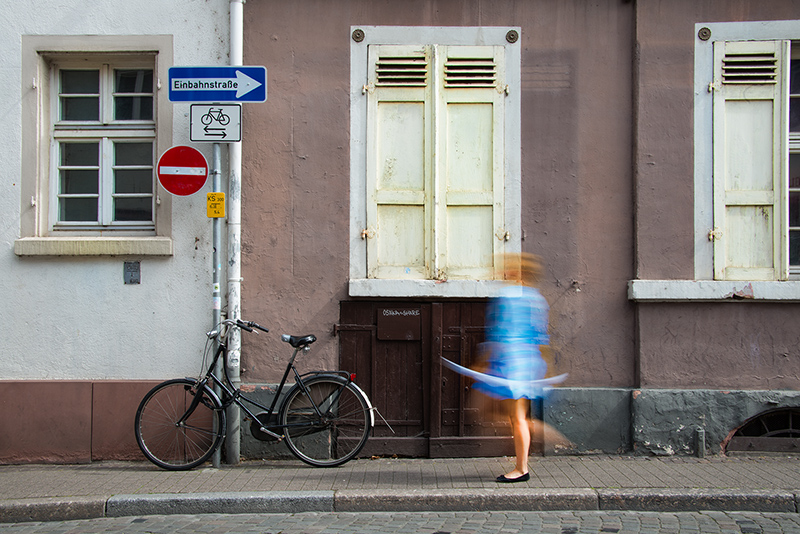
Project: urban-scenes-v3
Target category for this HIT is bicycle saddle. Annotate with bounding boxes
[281,334,317,348]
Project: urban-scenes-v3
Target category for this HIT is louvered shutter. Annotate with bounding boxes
[366,45,433,278]
[712,40,788,280]
[435,45,505,280]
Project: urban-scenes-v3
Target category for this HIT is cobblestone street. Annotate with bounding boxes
[3,511,800,534]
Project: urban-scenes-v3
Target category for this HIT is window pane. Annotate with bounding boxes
[114,69,154,121]
[60,198,98,222]
[115,96,153,120]
[115,69,153,93]
[791,192,800,227]
[61,170,99,194]
[61,96,99,121]
[61,142,98,166]
[115,170,153,193]
[61,70,99,94]
[114,142,153,193]
[114,198,152,221]
[791,230,800,266]
[61,70,100,121]
[115,142,152,166]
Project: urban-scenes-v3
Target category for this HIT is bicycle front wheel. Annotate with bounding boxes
[135,378,226,470]
[280,376,371,467]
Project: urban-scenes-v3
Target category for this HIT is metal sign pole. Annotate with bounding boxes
[211,142,223,468]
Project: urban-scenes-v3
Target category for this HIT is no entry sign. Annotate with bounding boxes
[157,146,208,196]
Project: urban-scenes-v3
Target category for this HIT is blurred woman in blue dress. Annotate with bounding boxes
[472,252,550,483]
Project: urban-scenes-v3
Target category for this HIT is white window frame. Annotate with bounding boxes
[15,35,173,256]
[630,20,800,302]
[51,60,156,231]
[349,26,521,298]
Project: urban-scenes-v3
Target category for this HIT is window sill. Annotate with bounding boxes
[628,280,800,302]
[349,278,506,298]
[14,237,173,256]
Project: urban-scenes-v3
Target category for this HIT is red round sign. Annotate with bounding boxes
[157,146,209,196]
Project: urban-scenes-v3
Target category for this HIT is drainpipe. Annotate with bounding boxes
[225,0,244,465]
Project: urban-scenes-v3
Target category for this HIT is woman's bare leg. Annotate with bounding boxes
[502,398,530,478]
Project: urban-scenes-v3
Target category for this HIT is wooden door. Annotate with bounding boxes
[338,300,538,458]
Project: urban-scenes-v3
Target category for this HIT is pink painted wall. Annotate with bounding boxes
[240,0,637,388]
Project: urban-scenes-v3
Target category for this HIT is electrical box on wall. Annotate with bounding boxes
[124,261,141,284]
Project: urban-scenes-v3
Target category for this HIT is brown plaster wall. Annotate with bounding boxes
[634,0,800,278]
[634,0,800,389]
[240,0,636,387]
[637,304,800,389]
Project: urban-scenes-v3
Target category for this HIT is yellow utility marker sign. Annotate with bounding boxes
[207,192,225,218]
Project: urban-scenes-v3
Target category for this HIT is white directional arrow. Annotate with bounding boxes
[233,70,261,98]
[171,70,263,98]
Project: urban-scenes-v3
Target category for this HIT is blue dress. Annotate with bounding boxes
[471,285,549,400]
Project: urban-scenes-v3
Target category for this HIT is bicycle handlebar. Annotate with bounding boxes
[236,320,254,332]
[235,319,269,334]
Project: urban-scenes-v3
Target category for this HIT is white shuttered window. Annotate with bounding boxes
[365,44,506,281]
[712,39,791,280]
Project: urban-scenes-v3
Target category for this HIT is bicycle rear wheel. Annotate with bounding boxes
[280,375,371,467]
[135,378,225,470]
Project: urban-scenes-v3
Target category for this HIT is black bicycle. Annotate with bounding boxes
[134,319,373,470]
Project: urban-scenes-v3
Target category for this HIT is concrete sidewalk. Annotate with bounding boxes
[1,455,799,523]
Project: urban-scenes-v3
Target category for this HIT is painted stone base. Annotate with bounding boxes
[0,381,160,464]
[545,387,800,457]
[630,388,800,457]
[3,381,798,463]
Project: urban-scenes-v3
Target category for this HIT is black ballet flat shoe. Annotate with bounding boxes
[496,472,530,483]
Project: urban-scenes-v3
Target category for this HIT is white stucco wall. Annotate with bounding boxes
[2,0,231,379]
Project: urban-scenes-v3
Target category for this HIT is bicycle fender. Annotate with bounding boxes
[348,381,375,428]
[297,370,350,381]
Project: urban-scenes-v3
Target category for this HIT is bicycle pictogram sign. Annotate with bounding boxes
[200,108,231,126]
[190,104,241,143]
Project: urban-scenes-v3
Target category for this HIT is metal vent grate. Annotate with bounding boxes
[722,52,778,84]
[444,57,496,88]
[376,56,428,87]
[727,408,800,454]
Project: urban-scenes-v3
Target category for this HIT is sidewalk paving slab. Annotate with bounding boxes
[1,455,799,523]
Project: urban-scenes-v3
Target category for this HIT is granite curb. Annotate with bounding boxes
[3,489,800,523]
[0,496,107,524]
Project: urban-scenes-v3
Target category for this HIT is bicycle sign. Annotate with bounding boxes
[190,104,241,142]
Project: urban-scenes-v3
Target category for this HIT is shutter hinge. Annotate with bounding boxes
[362,83,375,95]
[497,84,510,95]
[361,227,375,239]
[708,81,718,93]
[495,229,511,241]
[708,227,723,241]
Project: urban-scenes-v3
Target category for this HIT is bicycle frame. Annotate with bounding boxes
[191,326,355,441]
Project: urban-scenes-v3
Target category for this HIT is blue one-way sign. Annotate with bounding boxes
[168,66,267,103]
